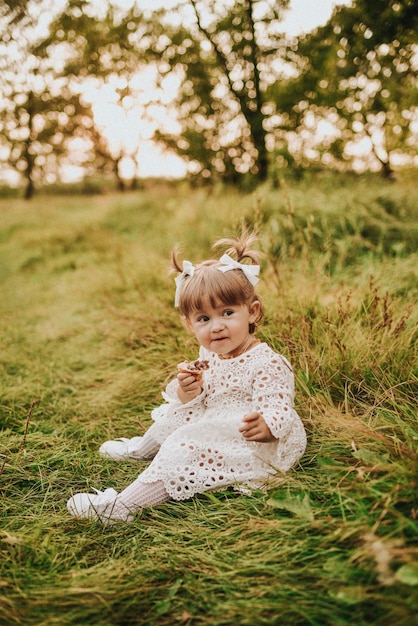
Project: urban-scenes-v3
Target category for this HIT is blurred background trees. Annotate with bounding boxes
[0,0,417,196]
[273,0,418,178]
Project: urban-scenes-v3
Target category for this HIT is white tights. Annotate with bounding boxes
[129,431,161,459]
[103,428,170,519]
[109,478,170,519]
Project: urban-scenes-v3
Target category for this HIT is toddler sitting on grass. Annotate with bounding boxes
[67,232,306,524]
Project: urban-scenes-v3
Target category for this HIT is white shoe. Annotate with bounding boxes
[99,436,144,461]
[67,487,134,525]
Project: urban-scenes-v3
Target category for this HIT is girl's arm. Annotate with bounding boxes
[241,354,296,442]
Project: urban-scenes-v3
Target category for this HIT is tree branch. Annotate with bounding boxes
[189,0,247,112]
[243,0,262,113]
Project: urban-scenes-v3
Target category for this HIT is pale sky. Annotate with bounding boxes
[130,0,351,34]
[280,0,351,35]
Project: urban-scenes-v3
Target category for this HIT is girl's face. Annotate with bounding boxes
[186,297,260,358]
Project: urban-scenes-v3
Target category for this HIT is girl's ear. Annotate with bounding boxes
[248,300,261,323]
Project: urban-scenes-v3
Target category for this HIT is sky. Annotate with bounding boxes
[279,0,351,36]
[113,0,350,36]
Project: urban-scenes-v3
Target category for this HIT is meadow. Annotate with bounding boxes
[0,172,417,625]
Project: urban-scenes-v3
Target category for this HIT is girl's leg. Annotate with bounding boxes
[128,431,160,459]
[67,478,170,524]
[111,478,169,515]
[99,427,161,460]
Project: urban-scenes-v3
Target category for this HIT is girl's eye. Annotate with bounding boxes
[197,315,209,323]
[223,310,234,317]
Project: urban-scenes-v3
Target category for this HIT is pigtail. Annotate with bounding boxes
[214,226,261,265]
[170,245,183,275]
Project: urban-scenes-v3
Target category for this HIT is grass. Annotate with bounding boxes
[0,173,417,625]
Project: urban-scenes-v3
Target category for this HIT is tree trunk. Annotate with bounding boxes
[114,157,126,191]
[24,177,34,200]
[244,0,269,182]
[23,91,35,200]
[380,159,395,180]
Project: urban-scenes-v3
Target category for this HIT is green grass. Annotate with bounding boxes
[1,173,417,625]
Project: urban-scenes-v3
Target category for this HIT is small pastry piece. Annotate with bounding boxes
[177,359,210,374]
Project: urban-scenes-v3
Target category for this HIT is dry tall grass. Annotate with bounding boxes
[1,173,417,625]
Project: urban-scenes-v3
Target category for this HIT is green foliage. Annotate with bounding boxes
[1,0,418,194]
[273,0,418,175]
[0,174,417,625]
[153,0,291,184]
[0,0,30,28]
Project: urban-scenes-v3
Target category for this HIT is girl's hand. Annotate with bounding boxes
[177,371,203,403]
[239,412,277,443]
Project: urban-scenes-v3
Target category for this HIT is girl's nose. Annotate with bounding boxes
[211,317,225,332]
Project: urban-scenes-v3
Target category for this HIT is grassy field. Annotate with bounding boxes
[0,173,417,625]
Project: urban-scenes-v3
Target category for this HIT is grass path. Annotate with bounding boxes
[0,178,417,625]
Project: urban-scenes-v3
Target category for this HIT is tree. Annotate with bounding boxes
[0,0,100,197]
[0,0,156,195]
[0,0,30,25]
[40,0,292,186]
[268,0,418,176]
[149,0,290,185]
[3,0,416,194]
[38,0,183,189]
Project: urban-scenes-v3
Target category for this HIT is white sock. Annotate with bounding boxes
[111,479,169,516]
[129,432,160,459]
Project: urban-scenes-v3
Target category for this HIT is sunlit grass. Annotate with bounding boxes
[1,174,417,625]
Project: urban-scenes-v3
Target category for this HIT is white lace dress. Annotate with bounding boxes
[136,342,307,500]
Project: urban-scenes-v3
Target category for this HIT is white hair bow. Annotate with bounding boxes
[218,253,260,285]
[174,260,195,307]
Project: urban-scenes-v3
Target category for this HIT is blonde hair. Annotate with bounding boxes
[171,231,264,333]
